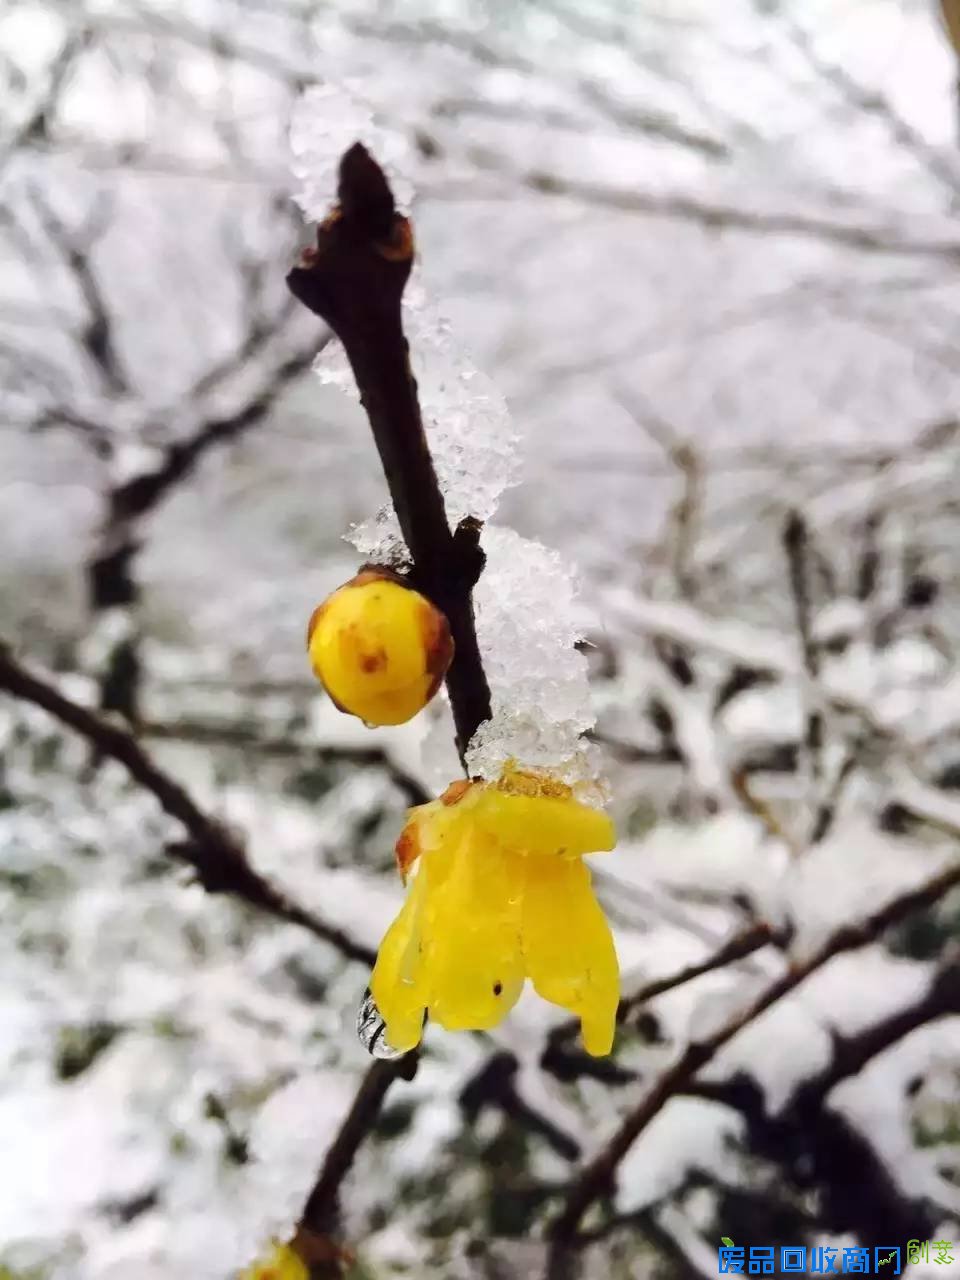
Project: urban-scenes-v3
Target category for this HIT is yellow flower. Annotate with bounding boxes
[240,1241,308,1280]
[307,568,453,726]
[370,765,619,1056]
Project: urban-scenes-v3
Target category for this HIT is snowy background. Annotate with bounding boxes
[3,0,960,1276]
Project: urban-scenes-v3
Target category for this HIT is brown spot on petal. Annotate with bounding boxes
[440,779,473,807]
[395,825,422,882]
[360,647,388,673]
[420,599,454,694]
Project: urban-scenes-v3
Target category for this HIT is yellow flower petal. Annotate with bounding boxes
[469,788,615,858]
[422,829,524,1031]
[240,1241,308,1280]
[373,766,620,1054]
[369,865,430,1052]
[520,855,619,1056]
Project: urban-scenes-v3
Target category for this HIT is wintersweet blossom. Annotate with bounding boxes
[370,764,619,1056]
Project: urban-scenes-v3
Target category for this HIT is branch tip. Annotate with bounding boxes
[338,141,396,238]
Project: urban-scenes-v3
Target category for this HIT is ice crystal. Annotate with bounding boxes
[465,527,598,784]
[345,288,521,559]
[290,82,415,216]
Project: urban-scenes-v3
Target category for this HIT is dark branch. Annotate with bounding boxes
[286,143,492,765]
[460,1051,582,1162]
[31,189,128,395]
[299,1056,417,1243]
[430,152,960,262]
[109,339,322,526]
[0,643,375,966]
[783,509,824,795]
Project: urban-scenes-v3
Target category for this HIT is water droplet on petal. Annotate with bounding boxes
[356,987,407,1060]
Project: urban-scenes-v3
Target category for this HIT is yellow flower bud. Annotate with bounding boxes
[307,568,454,726]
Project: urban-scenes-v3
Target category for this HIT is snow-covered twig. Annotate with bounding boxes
[0,642,376,965]
[782,509,825,796]
[286,143,492,764]
[428,151,960,262]
[299,1057,417,1242]
[684,950,960,1244]
[545,854,960,1274]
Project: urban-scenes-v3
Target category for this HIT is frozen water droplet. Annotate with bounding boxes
[357,987,407,1060]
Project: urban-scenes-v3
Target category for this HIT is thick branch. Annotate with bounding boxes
[0,643,375,965]
[546,857,960,1270]
[286,143,492,764]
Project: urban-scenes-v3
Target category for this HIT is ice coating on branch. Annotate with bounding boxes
[290,82,415,216]
[346,284,521,558]
[465,527,599,785]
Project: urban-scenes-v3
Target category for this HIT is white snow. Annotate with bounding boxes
[465,526,597,782]
[290,81,416,216]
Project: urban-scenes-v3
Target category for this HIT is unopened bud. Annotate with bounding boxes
[307,568,454,726]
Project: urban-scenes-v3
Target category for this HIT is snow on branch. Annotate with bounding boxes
[286,140,492,764]
[546,852,960,1273]
[0,642,375,966]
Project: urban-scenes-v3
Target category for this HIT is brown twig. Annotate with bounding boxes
[299,1057,417,1240]
[731,768,800,856]
[614,386,702,599]
[545,856,960,1275]
[0,642,375,965]
[286,143,492,765]
[782,509,824,795]
[428,150,960,262]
